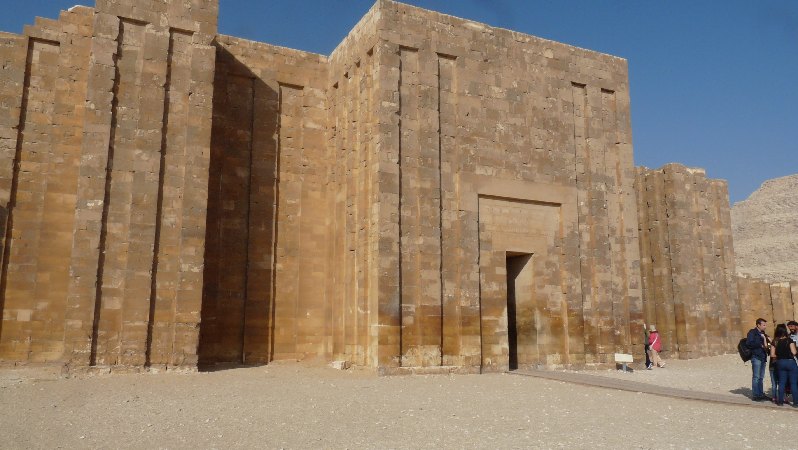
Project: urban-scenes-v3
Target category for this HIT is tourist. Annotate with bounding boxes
[647,325,664,369]
[769,327,780,402]
[770,324,798,406]
[769,348,779,402]
[788,321,798,345]
[746,318,769,401]
[643,324,652,369]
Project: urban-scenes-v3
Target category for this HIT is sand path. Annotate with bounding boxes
[0,354,791,449]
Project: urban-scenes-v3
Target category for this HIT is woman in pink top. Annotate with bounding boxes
[647,325,665,369]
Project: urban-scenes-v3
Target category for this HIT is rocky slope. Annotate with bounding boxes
[731,174,798,282]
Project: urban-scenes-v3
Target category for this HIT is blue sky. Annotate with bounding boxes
[2,0,795,203]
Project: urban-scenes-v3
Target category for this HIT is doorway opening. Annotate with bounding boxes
[506,252,532,371]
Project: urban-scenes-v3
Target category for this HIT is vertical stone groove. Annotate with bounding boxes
[438,53,461,366]
[436,55,444,366]
[397,48,405,362]
[570,82,591,359]
[266,83,281,364]
[240,78,256,363]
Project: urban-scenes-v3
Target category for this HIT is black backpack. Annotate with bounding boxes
[738,338,752,362]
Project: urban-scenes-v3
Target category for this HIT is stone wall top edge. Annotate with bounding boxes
[384,0,627,64]
[216,34,329,62]
[0,31,23,39]
[637,163,725,180]
[329,1,381,66]
[0,3,92,36]
[737,274,798,287]
[95,0,218,36]
[67,5,95,14]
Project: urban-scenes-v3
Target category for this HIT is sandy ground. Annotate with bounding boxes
[1,354,795,449]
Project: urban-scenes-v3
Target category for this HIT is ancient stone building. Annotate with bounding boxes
[200,0,646,374]
[2,0,777,374]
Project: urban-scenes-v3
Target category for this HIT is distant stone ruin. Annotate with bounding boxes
[0,0,784,373]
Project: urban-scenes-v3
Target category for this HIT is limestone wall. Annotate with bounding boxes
[737,277,798,336]
[370,1,643,372]
[193,0,646,372]
[197,5,381,368]
[0,0,647,372]
[196,0,645,372]
[327,5,382,367]
[2,0,773,373]
[0,1,217,369]
[198,36,330,366]
[0,11,89,363]
[635,164,740,357]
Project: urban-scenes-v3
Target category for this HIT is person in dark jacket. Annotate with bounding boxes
[746,318,769,401]
[643,323,652,369]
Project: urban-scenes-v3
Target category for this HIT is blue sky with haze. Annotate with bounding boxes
[2,0,795,203]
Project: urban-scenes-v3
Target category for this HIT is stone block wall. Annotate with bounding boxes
[0,13,83,363]
[195,0,644,372]
[327,5,382,367]
[198,35,330,366]
[0,1,217,370]
[370,1,643,372]
[635,164,740,358]
[737,278,798,336]
[3,0,779,373]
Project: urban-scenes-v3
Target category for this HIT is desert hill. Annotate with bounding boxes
[731,174,798,282]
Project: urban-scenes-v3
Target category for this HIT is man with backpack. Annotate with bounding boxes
[746,318,770,401]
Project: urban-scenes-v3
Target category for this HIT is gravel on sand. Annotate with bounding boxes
[0,354,791,449]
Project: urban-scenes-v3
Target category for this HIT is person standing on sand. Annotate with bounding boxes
[647,325,664,369]
[643,324,652,369]
[770,324,798,406]
[746,318,769,401]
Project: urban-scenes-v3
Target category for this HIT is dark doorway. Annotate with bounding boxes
[506,253,532,371]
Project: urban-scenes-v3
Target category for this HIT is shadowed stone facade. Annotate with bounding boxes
[0,0,777,372]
